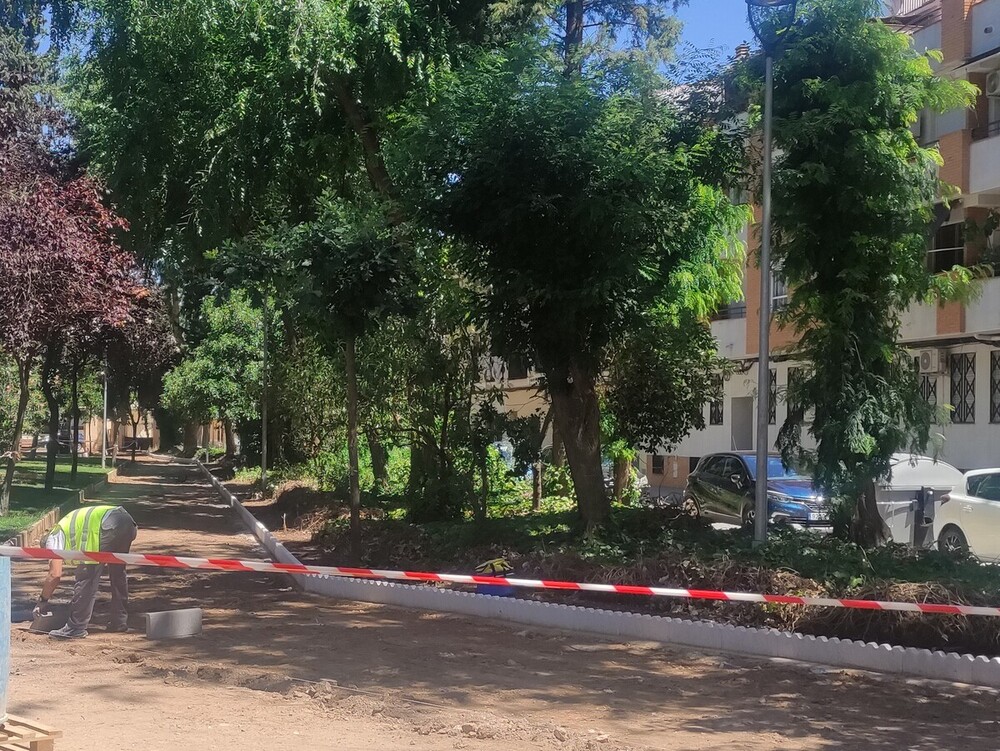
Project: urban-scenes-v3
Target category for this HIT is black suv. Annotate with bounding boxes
[683,452,830,528]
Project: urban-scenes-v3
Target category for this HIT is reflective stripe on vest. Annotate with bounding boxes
[57,505,116,564]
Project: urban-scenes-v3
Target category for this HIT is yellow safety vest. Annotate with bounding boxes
[56,505,116,564]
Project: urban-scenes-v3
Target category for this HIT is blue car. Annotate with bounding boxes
[682,452,830,528]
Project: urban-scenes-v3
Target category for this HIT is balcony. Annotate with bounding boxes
[711,303,747,321]
[710,316,746,360]
[970,131,1000,196]
[967,276,1000,334]
[971,0,1000,59]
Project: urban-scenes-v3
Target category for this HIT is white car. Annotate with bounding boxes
[936,469,1000,561]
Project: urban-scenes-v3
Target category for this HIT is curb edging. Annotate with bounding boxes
[192,459,1000,690]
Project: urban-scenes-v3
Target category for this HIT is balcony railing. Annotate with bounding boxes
[926,246,965,274]
[973,120,1000,142]
[886,0,934,14]
[711,303,747,321]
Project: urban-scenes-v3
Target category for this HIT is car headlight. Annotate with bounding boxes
[767,492,805,511]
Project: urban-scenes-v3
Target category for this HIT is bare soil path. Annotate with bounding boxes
[8,457,1000,750]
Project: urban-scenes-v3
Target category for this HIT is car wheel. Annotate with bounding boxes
[938,525,969,555]
[741,503,755,531]
[680,495,700,518]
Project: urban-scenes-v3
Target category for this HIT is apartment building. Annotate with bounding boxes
[646,0,1000,495]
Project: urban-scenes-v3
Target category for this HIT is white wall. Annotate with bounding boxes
[711,318,746,360]
[900,300,938,342]
[665,343,1000,476]
[972,0,1000,58]
[970,133,1000,194]
[667,361,810,462]
[911,21,942,57]
[967,277,1000,334]
[931,343,1000,470]
[935,107,968,139]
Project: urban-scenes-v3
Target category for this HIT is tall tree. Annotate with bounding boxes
[284,195,415,563]
[0,30,136,509]
[161,291,264,458]
[770,0,977,544]
[395,51,747,527]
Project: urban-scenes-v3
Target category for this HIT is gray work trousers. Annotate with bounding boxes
[67,507,138,631]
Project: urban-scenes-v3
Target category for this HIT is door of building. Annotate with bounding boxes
[731,397,754,451]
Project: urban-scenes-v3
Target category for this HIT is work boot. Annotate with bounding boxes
[49,625,88,639]
[106,623,129,633]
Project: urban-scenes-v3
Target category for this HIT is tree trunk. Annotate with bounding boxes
[182,421,200,457]
[366,427,389,491]
[42,342,63,492]
[345,334,363,566]
[551,415,566,468]
[70,368,80,483]
[531,461,543,511]
[476,449,489,523]
[131,416,141,462]
[223,418,237,459]
[1,360,32,515]
[330,76,401,212]
[547,363,608,529]
[564,0,585,76]
[613,456,630,505]
[851,479,887,547]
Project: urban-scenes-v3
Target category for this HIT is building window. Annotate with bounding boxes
[928,223,965,274]
[991,352,1000,424]
[651,454,665,475]
[920,374,938,411]
[786,366,802,416]
[771,270,789,311]
[768,368,777,425]
[950,353,975,424]
[506,355,530,381]
[709,374,724,426]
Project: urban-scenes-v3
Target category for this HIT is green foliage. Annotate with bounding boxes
[769,0,978,542]
[396,50,745,372]
[393,46,747,525]
[542,464,575,500]
[286,194,415,340]
[606,313,729,452]
[161,291,263,423]
[0,355,45,445]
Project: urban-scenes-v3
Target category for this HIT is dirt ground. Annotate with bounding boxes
[8,457,1000,750]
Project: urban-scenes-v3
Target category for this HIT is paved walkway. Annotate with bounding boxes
[8,458,1000,750]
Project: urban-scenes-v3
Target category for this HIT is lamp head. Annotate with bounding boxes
[746,0,799,51]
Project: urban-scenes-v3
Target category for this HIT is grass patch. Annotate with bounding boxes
[0,457,112,540]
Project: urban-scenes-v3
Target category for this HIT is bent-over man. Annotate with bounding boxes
[33,505,138,638]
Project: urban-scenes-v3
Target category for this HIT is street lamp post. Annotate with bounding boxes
[746,0,798,547]
[101,360,109,470]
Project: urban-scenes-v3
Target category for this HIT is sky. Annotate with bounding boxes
[676,0,755,59]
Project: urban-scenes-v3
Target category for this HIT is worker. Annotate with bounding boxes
[32,505,138,638]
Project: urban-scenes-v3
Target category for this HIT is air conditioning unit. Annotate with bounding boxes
[987,71,1000,98]
[918,349,945,375]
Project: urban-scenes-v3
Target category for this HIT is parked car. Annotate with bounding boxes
[934,468,1000,560]
[682,452,830,528]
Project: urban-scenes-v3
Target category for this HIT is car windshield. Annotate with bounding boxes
[743,456,806,481]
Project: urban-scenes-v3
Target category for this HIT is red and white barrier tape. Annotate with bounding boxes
[3,545,997,617]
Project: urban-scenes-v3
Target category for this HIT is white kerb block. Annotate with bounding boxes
[144,608,203,639]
